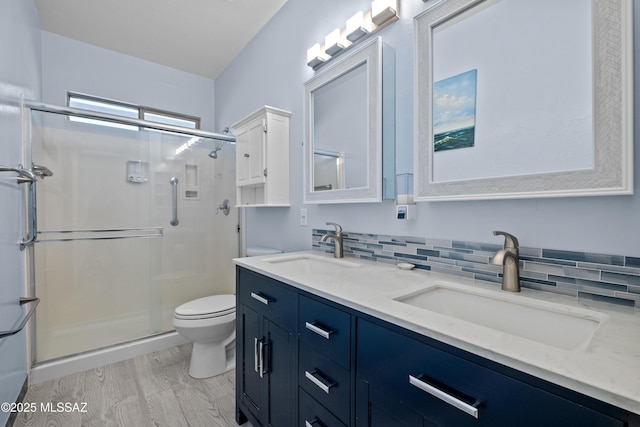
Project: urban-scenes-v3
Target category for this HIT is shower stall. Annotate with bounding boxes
[21,101,238,369]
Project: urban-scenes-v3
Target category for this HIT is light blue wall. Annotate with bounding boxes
[0,0,42,424]
[215,0,640,257]
[42,32,217,131]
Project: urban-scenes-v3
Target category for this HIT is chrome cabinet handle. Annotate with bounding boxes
[305,321,332,339]
[258,339,265,378]
[254,338,267,377]
[254,338,260,374]
[250,292,271,305]
[305,418,319,427]
[305,370,334,394]
[409,375,479,419]
[169,177,179,226]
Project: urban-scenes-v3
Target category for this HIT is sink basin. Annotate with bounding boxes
[262,254,360,275]
[395,284,608,350]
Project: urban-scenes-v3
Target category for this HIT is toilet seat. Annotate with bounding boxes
[174,294,235,320]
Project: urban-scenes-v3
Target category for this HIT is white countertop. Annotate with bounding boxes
[233,251,640,415]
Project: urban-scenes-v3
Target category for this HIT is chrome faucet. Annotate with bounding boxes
[490,231,521,292]
[320,222,344,258]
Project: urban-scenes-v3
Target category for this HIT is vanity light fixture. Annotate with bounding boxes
[324,28,351,56]
[346,11,372,42]
[307,43,329,68]
[307,0,399,69]
[371,0,398,26]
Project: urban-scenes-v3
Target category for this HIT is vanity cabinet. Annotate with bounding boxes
[236,268,297,427]
[233,105,291,207]
[236,266,639,427]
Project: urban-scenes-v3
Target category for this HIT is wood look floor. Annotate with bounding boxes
[12,344,247,427]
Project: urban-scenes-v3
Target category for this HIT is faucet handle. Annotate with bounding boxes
[493,230,519,249]
[326,222,342,235]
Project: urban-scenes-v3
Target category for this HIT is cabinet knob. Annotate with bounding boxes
[244,153,250,157]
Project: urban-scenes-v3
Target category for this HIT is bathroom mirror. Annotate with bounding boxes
[414,0,633,201]
[304,37,395,204]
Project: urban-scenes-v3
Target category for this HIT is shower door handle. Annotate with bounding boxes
[20,181,38,250]
[170,177,179,226]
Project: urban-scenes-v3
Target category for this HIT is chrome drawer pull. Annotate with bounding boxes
[305,321,332,339]
[305,370,334,394]
[250,292,271,305]
[305,418,319,427]
[409,375,479,419]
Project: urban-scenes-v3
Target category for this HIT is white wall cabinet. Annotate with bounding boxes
[233,106,291,207]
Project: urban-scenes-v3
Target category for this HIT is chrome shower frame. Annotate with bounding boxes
[20,100,237,369]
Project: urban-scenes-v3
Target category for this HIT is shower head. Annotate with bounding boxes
[208,146,222,159]
[208,129,231,159]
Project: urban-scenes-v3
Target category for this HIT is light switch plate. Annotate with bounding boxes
[300,208,308,226]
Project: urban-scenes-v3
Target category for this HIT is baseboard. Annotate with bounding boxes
[30,331,188,384]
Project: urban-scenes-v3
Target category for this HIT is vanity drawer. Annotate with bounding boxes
[299,295,351,368]
[299,388,347,427]
[300,341,351,423]
[237,267,296,331]
[357,319,625,427]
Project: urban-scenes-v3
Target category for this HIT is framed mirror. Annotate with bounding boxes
[304,37,395,204]
[414,0,633,201]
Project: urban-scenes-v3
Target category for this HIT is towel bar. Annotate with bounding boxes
[0,297,40,339]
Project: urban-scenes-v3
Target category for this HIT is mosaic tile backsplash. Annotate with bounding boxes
[312,229,640,308]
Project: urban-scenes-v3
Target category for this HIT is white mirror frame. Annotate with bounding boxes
[414,0,634,201]
[304,37,383,204]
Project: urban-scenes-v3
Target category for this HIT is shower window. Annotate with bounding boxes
[67,92,200,130]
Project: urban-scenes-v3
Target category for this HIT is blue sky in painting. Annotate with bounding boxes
[433,69,477,134]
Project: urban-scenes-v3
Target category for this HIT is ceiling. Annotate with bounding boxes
[34,0,288,79]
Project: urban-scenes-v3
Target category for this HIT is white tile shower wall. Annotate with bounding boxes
[312,229,640,307]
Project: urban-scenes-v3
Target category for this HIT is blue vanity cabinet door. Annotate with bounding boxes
[236,267,298,427]
[357,318,626,427]
[237,303,265,423]
[265,319,297,427]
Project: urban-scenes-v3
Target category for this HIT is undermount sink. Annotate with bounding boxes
[395,284,608,351]
[262,253,360,275]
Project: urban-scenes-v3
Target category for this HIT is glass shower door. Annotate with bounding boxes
[29,109,238,363]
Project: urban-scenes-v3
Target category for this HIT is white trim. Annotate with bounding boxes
[414,0,634,201]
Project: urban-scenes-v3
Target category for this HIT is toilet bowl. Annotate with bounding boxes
[172,294,236,379]
[173,247,282,379]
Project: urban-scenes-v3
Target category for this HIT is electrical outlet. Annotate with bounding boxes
[300,208,308,226]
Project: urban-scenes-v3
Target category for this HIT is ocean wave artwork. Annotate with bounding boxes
[433,69,477,152]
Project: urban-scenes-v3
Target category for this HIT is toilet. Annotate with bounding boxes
[172,246,282,378]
